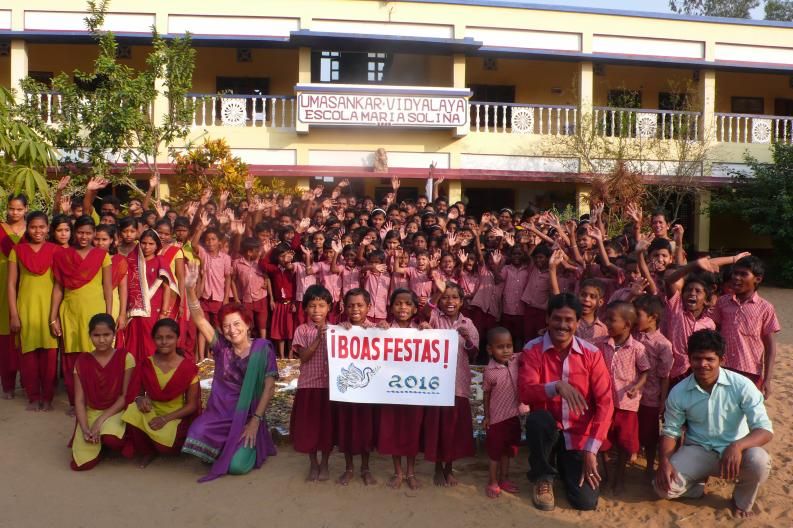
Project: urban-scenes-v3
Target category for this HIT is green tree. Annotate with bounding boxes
[0,86,59,205]
[765,0,793,20]
[711,143,793,285]
[18,0,195,198]
[669,0,760,17]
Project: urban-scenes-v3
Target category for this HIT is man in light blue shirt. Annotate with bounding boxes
[654,329,773,519]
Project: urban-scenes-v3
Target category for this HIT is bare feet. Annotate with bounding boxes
[41,402,54,412]
[405,474,421,490]
[337,469,354,486]
[361,470,377,486]
[732,499,756,518]
[486,483,501,499]
[306,465,320,482]
[137,454,156,468]
[433,469,447,487]
[26,401,40,412]
[317,465,330,482]
[388,474,403,489]
[2,391,14,400]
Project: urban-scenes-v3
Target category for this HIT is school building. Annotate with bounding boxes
[3,0,793,252]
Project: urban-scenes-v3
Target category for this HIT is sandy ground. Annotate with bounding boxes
[2,289,792,528]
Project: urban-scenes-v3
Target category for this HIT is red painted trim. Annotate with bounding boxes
[47,163,731,187]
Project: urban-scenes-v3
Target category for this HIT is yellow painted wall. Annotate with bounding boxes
[27,44,152,78]
[594,64,695,109]
[192,48,298,95]
[715,71,793,115]
[466,57,578,105]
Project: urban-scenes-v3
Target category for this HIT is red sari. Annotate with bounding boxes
[127,356,199,455]
[125,247,176,362]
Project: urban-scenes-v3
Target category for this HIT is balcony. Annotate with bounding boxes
[468,102,577,135]
[186,94,296,129]
[715,113,793,144]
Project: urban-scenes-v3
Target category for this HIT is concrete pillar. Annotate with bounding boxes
[693,189,711,254]
[698,69,716,143]
[9,40,28,94]
[453,53,468,137]
[447,180,462,203]
[296,47,311,134]
[576,183,591,216]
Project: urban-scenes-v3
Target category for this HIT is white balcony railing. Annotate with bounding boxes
[715,113,793,144]
[469,102,577,135]
[593,107,700,141]
[186,94,296,128]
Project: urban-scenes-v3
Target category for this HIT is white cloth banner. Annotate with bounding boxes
[327,325,458,406]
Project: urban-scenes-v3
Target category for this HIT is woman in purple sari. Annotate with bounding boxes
[182,262,278,482]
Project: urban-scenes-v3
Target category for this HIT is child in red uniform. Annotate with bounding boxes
[597,301,649,495]
[335,288,377,486]
[261,244,297,359]
[633,294,673,476]
[231,238,270,338]
[423,280,479,487]
[376,289,423,490]
[483,326,523,498]
[712,256,780,396]
[290,284,334,482]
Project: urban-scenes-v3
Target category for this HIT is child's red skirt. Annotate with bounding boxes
[485,415,521,461]
[422,396,474,463]
[377,404,424,456]
[290,387,335,453]
[270,301,295,340]
[334,402,378,455]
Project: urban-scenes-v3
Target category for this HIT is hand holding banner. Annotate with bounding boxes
[326,325,458,406]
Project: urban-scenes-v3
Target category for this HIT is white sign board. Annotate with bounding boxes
[296,84,469,128]
[327,325,458,406]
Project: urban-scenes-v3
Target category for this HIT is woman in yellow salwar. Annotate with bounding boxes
[71,314,135,471]
[50,216,113,414]
[0,194,27,398]
[7,212,59,411]
[123,318,200,467]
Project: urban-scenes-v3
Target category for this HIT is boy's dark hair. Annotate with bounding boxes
[648,237,673,255]
[241,237,262,253]
[633,294,664,321]
[606,300,637,325]
[389,288,419,308]
[580,278,605,299]
[344,287,371,306]
[547,293,582,320]
[487,326,512,345]
[687,329,725,358]
[303,284,333,309]
[683,273,714,294]
[533,243,552,257]
[734,255,765,278]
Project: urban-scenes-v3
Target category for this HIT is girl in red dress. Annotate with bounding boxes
[422,280,479,487]
[376,289,424,490]
[335,288,377,486]
[125,229,177,362]
[290,284,335,482]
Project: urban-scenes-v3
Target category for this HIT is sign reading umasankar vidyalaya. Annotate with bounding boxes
[326,325,459,406]
[296,84,470,129]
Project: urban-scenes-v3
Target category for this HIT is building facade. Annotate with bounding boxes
[3,0,793,251]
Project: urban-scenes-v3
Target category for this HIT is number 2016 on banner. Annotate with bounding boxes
[388,375,440,392]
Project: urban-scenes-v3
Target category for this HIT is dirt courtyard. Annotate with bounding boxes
[1,288,791,528]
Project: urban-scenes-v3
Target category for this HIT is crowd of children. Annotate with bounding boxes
[0,172,781,506]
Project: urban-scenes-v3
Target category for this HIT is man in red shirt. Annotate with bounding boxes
[519,293,614,511]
